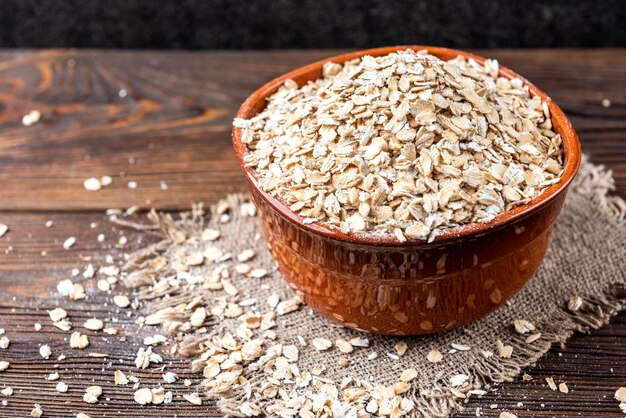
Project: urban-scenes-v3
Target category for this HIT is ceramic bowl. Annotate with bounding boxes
[232,46,581,335]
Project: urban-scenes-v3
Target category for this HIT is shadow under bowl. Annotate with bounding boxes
[232,46,582,335]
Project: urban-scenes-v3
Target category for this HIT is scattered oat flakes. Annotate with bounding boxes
[70,332,89,349]
[203,359,220,379]
[189,307,207,327]
[22,110,41,126]
[151,387,166,404]
[275,295,302,315]
[234,263,252,275]
[312,337,333,351]
[134,387,152,405]
[469,389,487,396]
[82,265,96,280]
[144,334,167,346]
[395,341,408,356]
[183,392,203,405]
[336,339,354,354]
[39,344,52,359]
[83,385,102,403]
[350,337,369,348]
[238,249,256,262]
[163,371,178,383]
[203,246,223,262]
[546,377,557,390]
[451,343,471,351]
[221,279,238,296]
[400,368,418,382]
[496,340,513,358]
[83,177,102,191]
[567,295,583,312]
[240,401,262,416]
[114,370,129,385]
[201,228,220,241]
[63,237,76,250]
[30,404,43,418]
[83,318,104,331]
[48,307,67,322]
[450,373,469,387]
[513,319,535,334]
[427,349,443,363]
[57,279,85,300]
[97,279,110,292]
[113,295,131,308]
[248,268,268,279]
[134,347,161,369]
[0,336,9,349]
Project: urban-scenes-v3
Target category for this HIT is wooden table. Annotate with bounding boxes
[0,49,624,417]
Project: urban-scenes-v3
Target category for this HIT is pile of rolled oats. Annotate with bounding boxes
[235,50,563,241]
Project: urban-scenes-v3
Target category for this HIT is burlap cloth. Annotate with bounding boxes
[122,157,626,417]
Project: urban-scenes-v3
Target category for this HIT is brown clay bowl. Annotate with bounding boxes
[232,46,581,335]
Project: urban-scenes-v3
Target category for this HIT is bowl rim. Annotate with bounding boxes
[232,45,582,246]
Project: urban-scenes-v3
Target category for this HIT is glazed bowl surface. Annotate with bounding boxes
[232,46,581,335]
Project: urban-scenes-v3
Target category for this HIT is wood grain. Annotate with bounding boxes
[0,49,624,211]
[0,50,624,417]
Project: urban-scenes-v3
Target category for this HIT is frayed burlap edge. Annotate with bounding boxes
[116,156,626,418]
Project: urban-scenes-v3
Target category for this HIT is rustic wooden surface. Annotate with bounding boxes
[0,49,624,417]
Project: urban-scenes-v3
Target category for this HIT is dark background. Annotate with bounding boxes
[0,0,625,49]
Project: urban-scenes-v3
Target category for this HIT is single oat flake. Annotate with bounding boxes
[22,110,41,126]
[614,387,626,402]
[426,349,443,363]
[63,236,77,250]
[83,177,102,191]
[235,50,563,241]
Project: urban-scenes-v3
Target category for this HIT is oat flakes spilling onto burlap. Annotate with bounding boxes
[235,49,563,241]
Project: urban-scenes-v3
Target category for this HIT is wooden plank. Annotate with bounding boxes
[0,212,625,417]
[0,49,624,211]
